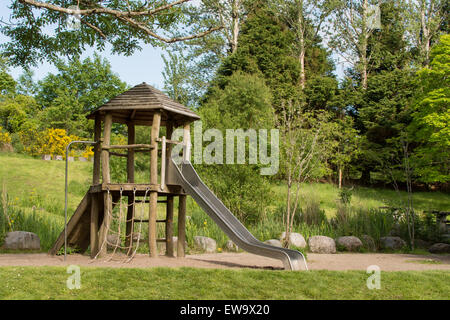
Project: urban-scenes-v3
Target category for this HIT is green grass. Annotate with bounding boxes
[0,266,448,300]
[271,182,450,218]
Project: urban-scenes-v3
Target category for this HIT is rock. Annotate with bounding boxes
[53,155,63,161]
[41,154,52,161]
[380,236,407,250]
[264,239,283,247]
[106,234,121,250]
[428,243,450,254]
[308,236,336,253]
[361,235,376,251]
[2,231,40,250]
[78,157,88,162]
[336,236,363,252]
[280,232,306,248]
[414,239,431,250]
[225,240,239,252]
[194,236,217,253]
[67,156,74,162]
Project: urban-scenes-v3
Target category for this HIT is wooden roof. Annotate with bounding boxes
[87,82,200,126]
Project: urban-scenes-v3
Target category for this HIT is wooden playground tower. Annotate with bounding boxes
[49,82,200,259]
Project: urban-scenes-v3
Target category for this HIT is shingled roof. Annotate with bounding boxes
[87,82,200,126]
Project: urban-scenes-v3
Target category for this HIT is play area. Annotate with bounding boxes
[47,82,306,271]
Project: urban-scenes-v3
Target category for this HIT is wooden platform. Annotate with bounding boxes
[89,183,185,196]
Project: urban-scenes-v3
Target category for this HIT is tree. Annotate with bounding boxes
[271,0,336,88]
[278,100,332,247]
[408,34,450,183]
[330,0,381,88]
[198,71,274,223]
[2,0,222,67]
[35,54,128,137]
[406,0,448,66]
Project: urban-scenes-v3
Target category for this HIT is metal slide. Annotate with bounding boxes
[170,159,308,271]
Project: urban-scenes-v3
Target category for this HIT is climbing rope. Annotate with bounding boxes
[91,187,150,263]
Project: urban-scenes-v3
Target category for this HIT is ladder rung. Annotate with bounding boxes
[133,219,167,223]
[133,200,168,203]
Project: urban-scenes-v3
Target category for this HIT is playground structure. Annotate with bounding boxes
[49,82,306,270]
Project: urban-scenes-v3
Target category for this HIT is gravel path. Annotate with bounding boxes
[0,252,449,271]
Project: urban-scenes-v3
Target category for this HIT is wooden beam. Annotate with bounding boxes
[126,122,135,253]
[149,111,161,257]
[166,195,174,257]
[101,113,113,184]
[90,193,99,258]
[92,114,102,185]
[49,192,91,255]
[177,195,186,258]
[103,144,154,150]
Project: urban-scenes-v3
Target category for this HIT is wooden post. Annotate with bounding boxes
[126,122,135,252]
[177,194,186,258]
[149,111,161,257]
[166,195,174,257]
[90,193,99,258]
[165,121,174,257]
[92,114,102,185]
[183,123,191,161]
[98,112,113,257]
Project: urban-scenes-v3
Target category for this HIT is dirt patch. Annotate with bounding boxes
[0,252,449,271]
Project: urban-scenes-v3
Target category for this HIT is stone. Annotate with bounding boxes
[336,236,363,252]
[428,243,450,254]
[280,232,306,248]
[194,236,217,253]
[106,234,121,250]
[308,236,336,254]
[2,231,40,250]
[361,235,377,251]
[264,239,283,247]
[78,157,88,162]
[41,154,52,161]
[380,236,407,250]
[67,156,74,162]
[53,155,63,161]
[225,240,239,252]
[0,143,13,152]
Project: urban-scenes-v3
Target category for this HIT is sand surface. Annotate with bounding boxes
[0,252,449,271]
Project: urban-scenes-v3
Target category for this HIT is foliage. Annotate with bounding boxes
[20,128,79,157]
[408,34,450,183]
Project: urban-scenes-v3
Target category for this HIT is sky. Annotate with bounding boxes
[0,2,167,89]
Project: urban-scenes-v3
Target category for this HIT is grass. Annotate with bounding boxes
[0,266,448,300]
[405,259,443,265]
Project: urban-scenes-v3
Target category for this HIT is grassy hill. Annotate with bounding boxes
[0,152,449,251]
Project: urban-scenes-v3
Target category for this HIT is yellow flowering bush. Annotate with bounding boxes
[21,128,79,157]
[0,127,11,145]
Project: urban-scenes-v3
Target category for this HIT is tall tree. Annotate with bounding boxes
[1,0,222,67]
[406,0,448,66]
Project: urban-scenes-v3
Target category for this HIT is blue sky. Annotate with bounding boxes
[0,2,166,89]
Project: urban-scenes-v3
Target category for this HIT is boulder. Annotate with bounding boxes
[280,232,306,248]
[428,243,450,254]
[2,231,40,250]
[380,236,406,250]
[264,239,283,247]
[78,157,88,162]
[41,154,52,161]
[308,236,336,254]
[336,236,363,252]
[67,156,74,162]
[0,143,13,152]
[194,236,217,253]
[361,235,377,251]
[53,155,63,161]
[225,240,239,252]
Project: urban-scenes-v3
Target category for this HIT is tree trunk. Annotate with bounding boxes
[338,166,343,189]
[230,0,240,53]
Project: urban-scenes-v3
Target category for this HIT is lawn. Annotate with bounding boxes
[0,266,448,300]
